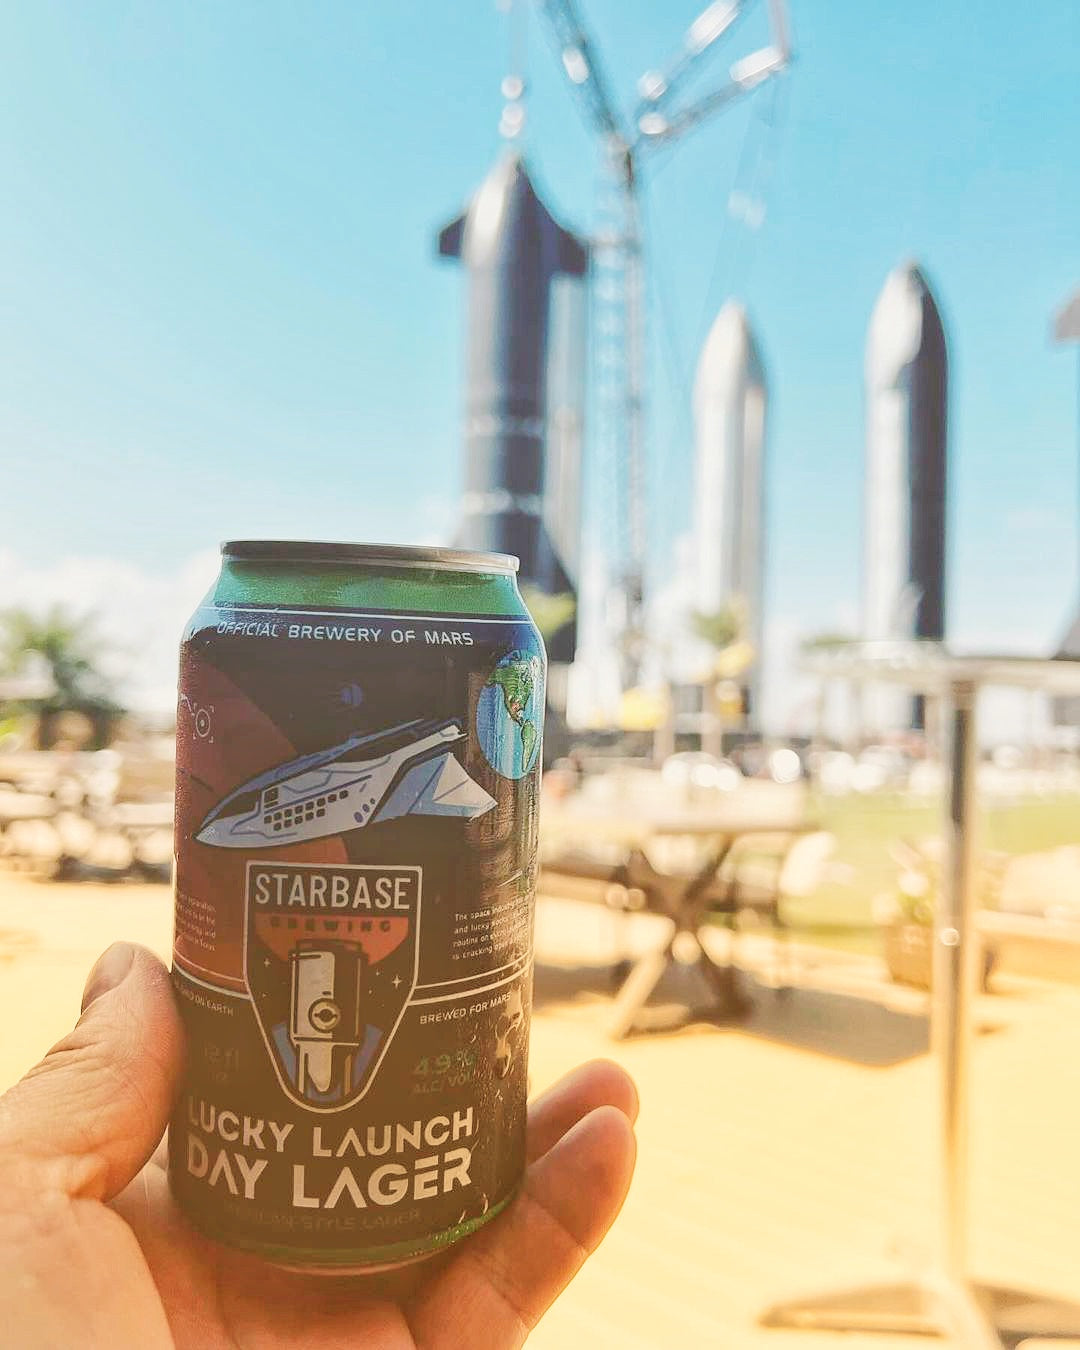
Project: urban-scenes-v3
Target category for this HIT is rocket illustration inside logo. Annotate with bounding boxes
[196,718,495,849]
[246,864,421,1108]
[290,944,369,1100]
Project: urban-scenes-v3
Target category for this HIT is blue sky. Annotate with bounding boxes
[1,2,1078,717]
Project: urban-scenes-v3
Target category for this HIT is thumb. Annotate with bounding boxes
[0,943,184,1203]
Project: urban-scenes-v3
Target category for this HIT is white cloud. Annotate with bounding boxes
[760,614,813,735]
[645,532,705,685]
[566,544,625,728]
[20,524,1039,743]
[0,497,461,720]
[0,547,220,715]
[408,495,458,547]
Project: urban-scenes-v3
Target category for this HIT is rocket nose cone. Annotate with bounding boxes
[694,301,764,402]
[1054,289,1080,342]
[894,258,934,296]
[867,264,931,384]
[195,818,231,848]
[499,149,526,179]
[1057,612,1080,659]
[466,152,556,260]
[491,149,535,195]
[699,302,750,368]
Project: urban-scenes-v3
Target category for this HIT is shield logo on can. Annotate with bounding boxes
[244,862,421,1110]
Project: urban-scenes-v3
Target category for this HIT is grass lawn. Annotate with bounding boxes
[782,790,1080,955]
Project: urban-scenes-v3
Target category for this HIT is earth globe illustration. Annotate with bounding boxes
[476,649,544,779]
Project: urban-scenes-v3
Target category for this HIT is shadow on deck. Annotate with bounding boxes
[532,957,932,1068]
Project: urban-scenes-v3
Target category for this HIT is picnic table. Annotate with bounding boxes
[541,788,811,1037]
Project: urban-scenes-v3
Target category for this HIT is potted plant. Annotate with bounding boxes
[874,840,1000,990]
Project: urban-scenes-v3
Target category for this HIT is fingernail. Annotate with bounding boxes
[81,943,137,1012]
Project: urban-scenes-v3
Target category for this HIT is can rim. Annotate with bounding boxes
[221,540,519,575]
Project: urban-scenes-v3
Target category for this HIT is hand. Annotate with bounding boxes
[0,944,637,1349]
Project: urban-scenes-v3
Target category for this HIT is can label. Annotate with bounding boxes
[170,604,544,1265]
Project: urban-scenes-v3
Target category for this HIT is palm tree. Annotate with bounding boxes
[690,600,752,754]
[799,631,854,653]
[691,604,743,655]
[0,606,122,747]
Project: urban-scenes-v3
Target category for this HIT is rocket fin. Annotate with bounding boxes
[437,212,467,259]
[425,753,497,814]
[555,223,588,278]
[373,753,495,824]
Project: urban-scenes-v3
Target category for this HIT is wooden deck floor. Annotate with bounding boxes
[1,877,1078,1348]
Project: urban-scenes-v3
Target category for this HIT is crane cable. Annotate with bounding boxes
[693,75,790,357]
[496,0,529,141]
[640,75,790,577]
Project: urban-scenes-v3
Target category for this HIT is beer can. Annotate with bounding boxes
[169,540,545,1271]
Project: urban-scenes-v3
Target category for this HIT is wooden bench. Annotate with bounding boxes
[977,910,1080,985]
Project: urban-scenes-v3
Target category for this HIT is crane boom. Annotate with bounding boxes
[635,1,746,114]
[637,43,788,147]
[532,0,792,699]
[635,0,791,147]
[535,0,627,143]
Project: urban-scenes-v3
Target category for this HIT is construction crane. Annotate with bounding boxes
[535,0,791,690]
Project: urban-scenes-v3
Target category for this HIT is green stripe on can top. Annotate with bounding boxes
[212,540,527,617]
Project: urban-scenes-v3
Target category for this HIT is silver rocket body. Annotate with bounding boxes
[863,262,948,732]
[692,301,768,726]
[437,153,588,662]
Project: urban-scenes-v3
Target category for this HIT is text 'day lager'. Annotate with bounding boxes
[169,541,545,1270]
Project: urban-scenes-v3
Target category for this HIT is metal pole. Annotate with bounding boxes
[622,160,647,684]
[935,677,978,1282]
[933,678,1006,1347]
[765,658,1080,1345]
[810,679,827,791]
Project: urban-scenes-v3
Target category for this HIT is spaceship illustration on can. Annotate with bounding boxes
[195,718,496,850]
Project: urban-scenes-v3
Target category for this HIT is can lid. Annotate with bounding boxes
[221,540,519,575]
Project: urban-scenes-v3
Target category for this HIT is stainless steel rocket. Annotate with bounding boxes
[692,301,768,725]
[863,262,948,731]
[437,153,588,662]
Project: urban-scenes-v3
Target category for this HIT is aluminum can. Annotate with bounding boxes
[169,541,545,1270]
